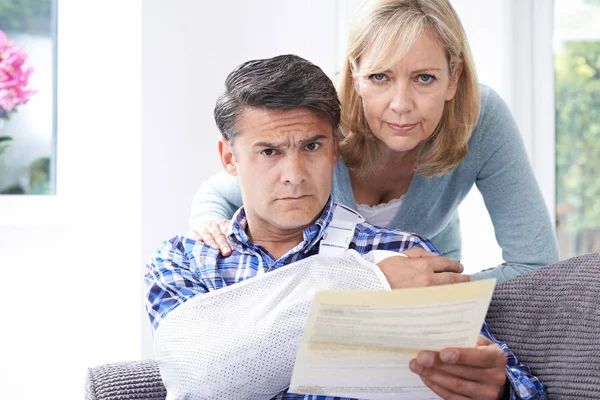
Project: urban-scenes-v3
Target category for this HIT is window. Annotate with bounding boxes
[0,0,56,194]
[554,0,600,257]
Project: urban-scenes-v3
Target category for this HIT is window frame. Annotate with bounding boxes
[508,0,556,227]
[0,0,58,224]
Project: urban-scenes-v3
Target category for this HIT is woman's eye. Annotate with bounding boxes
[417,74,436,84]
[369,73,387,82]
[305,142,321,151]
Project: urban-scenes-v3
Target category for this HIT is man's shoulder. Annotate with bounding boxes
[153,235,220,265]
[354,221,424,240]
[353,221,439,254]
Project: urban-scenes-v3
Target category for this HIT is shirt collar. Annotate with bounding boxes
[227,196,336,255]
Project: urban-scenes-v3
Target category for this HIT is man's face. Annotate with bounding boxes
[219,107,338,235]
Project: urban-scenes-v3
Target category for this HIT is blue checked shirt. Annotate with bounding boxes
[145,197,546,400]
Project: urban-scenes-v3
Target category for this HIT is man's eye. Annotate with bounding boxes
[261,149,277,156]
[305,142,321,151]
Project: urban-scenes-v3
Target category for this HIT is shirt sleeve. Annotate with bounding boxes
[471,86,559,283]
[189,171,243,230]
[480,322,546,400]
[144,236,209,332]
[354,223,443,256]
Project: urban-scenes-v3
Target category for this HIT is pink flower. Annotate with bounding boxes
[0,29,36,114]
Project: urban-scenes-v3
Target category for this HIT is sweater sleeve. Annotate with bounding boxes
[189,171,243,230]
[471,86,559,282]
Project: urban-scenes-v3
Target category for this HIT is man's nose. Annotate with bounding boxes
[281,153,307,186]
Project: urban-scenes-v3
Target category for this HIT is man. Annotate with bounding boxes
[145,54,545,400]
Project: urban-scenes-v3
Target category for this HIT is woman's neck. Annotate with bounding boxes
[350,147,418,206]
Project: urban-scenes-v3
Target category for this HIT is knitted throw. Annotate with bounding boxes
[486,252,600,399]
[85,359,166,400]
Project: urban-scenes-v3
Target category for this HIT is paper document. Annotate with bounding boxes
[289,279,496,400]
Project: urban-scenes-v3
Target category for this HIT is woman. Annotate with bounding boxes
[189,0,558,283]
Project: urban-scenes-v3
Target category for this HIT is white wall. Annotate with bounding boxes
[451,0,510,272]
[0,1,142,399]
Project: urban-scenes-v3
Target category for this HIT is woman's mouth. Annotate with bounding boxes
[386,122,418,133]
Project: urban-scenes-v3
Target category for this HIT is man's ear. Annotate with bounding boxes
[218,138,238,176]
[332,128,340,164]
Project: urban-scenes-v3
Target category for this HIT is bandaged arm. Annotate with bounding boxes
[148,246,391,399]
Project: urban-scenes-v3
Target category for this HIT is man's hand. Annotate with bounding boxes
[377,247,472,289]
[188,219,232,256]
[409,335,508,400]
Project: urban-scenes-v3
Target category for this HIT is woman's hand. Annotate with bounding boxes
[377,247,471,289]
[188,219,232,256]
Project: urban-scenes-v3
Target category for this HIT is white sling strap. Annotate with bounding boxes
[319,203,365,256]
[320,204,407,262]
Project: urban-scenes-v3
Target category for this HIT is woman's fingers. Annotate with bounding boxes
[190,219,232,256]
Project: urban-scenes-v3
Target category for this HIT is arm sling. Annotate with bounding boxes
[155,205,404,399]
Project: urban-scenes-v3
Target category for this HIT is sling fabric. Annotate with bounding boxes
[154,250,389,400]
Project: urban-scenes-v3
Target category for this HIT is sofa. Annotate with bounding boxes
[85,253,600,399]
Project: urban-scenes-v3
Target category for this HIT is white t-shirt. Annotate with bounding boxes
[357,195,405,227]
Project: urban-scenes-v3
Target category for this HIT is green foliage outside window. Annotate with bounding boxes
[0,0,52,35]
[555,41,600,255]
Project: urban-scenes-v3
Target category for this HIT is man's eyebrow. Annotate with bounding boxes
[299,134,329,146]
[252,141,283,149]
[252,134,330,149]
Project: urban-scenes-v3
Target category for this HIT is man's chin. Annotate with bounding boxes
[274,217,314,231]
[271,209,318,231]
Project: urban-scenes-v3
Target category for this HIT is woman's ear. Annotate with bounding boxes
[218,138,237,176]
[446,60,463,101]
[353,76,362,97]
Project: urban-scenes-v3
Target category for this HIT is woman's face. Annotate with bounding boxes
[354,30,461,155]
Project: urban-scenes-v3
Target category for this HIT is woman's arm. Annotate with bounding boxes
[472,86,559,282]
[189,171,243,230]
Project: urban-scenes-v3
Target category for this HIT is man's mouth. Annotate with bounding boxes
[278,195,310,201]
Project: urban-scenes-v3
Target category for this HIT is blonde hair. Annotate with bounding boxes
[338,0,480,177]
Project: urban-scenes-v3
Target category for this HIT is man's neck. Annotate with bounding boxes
[246,222,306,260]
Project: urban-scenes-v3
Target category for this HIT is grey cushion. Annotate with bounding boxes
[85,359,166,400]
[486,252,600,399]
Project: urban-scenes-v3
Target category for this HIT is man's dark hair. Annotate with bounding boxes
[214,54,340,142]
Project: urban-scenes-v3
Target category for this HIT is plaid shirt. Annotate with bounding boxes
[145,197,546,400]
